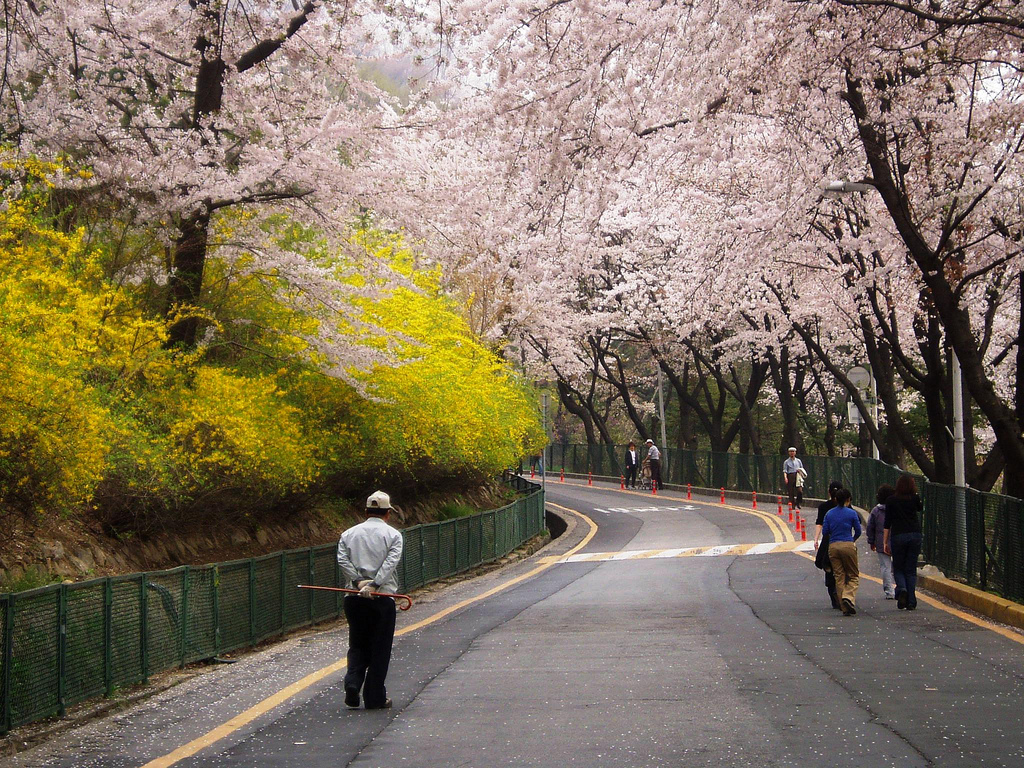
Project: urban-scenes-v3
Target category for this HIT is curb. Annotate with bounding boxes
[916,573,1024,632]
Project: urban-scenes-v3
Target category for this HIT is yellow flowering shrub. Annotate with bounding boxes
[0,158,542,530]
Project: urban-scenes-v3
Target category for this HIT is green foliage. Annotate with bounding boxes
[0,157,543,531]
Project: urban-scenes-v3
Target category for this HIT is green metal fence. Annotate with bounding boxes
[0,475,545,735]
[542,443,1023,603]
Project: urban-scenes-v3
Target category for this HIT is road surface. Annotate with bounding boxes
[7,482,1024,767]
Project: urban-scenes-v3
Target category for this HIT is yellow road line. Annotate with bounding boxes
[560,480,793,543]
[791,551,1024,646]
[141,503,598,768]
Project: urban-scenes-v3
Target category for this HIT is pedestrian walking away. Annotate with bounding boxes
[337,490,405,710]
[814,481,844,610]
[822,488,862,616]
[866,483,896,600]
[883,474,924,610]
[645,439,662,491]
[783,447,804,510]
[624,441,640,489]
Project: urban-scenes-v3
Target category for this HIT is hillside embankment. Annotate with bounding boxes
[0,482,515,591]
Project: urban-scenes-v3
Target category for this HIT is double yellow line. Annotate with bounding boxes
[141,504,598,768]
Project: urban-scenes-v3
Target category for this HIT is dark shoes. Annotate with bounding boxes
[841,598,856,616]
[896,592,908,610]
[365,698,392,710]
[344,688,360,709]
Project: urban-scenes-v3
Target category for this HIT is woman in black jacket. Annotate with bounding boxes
[883,474,924,610]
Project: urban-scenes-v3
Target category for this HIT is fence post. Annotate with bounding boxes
[2,593,13,734]
[248,559,257,645]
[420,527,427,587]
[308,549,315,624]
[279,553,287,634]
[180,566,190,668]
[57,585,67,717]
[103,578,113,697]
[140,574,149,684]
[212,566,221,656]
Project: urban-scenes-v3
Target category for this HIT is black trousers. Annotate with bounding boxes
[786,473,799,507]
[650,459,662,490]
[625,465,638,487]
[343,595,397,708]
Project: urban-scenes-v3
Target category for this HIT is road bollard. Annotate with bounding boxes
[687,483,692,500]
[560,468,565,483]
[588,470,593,486]
[752,491,757,510]
[777,495,783,515]
[801,520,807,541]
[620,475,625,490]
[652,481,657,496]
[720,487,726,504]
[796,515,802,532]
[788,502,794,523]
[531,466,535,479]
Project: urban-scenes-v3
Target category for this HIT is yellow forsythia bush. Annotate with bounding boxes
[0,158,542,530]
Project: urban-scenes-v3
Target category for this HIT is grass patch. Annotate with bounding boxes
[436,501,477,521]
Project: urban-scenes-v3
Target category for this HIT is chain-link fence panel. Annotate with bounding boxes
[109,575,143,690]
[217,561,251,653]
[185,567,216,664]
[63,581,106,707]
[311,547,337,623]
[1,594,10,733]
[145,569,185,674]
[9,587,60,727]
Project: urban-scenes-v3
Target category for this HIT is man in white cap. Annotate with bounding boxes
[645,439,662,491]
[337,490,404,710]
[783,447,804,510]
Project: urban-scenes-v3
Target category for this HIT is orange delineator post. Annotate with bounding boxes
[788,502,794,523]
[652,482,657,496]
[588,470,593,486]
[752,491,757,510]
[801,519,807,541]
[620,475,625,490]
[531,466,535,479]
[560,468,565,483]
[687,483,692,500]
[777,495,783,515]
[720,487,726,504]
[796,515,802,532]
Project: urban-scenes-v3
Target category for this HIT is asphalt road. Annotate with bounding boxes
[7,482,1024,767]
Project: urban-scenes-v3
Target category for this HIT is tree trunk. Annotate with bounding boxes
[165,211,211,348]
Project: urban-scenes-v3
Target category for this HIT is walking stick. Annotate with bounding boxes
[297,584,413,611]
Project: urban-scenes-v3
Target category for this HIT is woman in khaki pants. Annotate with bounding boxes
[821,488,863,616]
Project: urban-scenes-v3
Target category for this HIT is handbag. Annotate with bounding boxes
[814,533,831,571]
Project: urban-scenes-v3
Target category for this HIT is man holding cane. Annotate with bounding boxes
[337,490,404,710]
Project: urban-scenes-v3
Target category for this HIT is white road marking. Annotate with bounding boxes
[556,541,814,564]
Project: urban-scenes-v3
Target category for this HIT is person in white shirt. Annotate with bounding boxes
[783,447,805,510]
[624,441,640,488]
[337,490,404,710]
[645,439,662,491]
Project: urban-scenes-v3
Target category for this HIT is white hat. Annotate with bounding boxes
[366,490,392,511]
[788,446,797,452]
[646,438,654,444]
